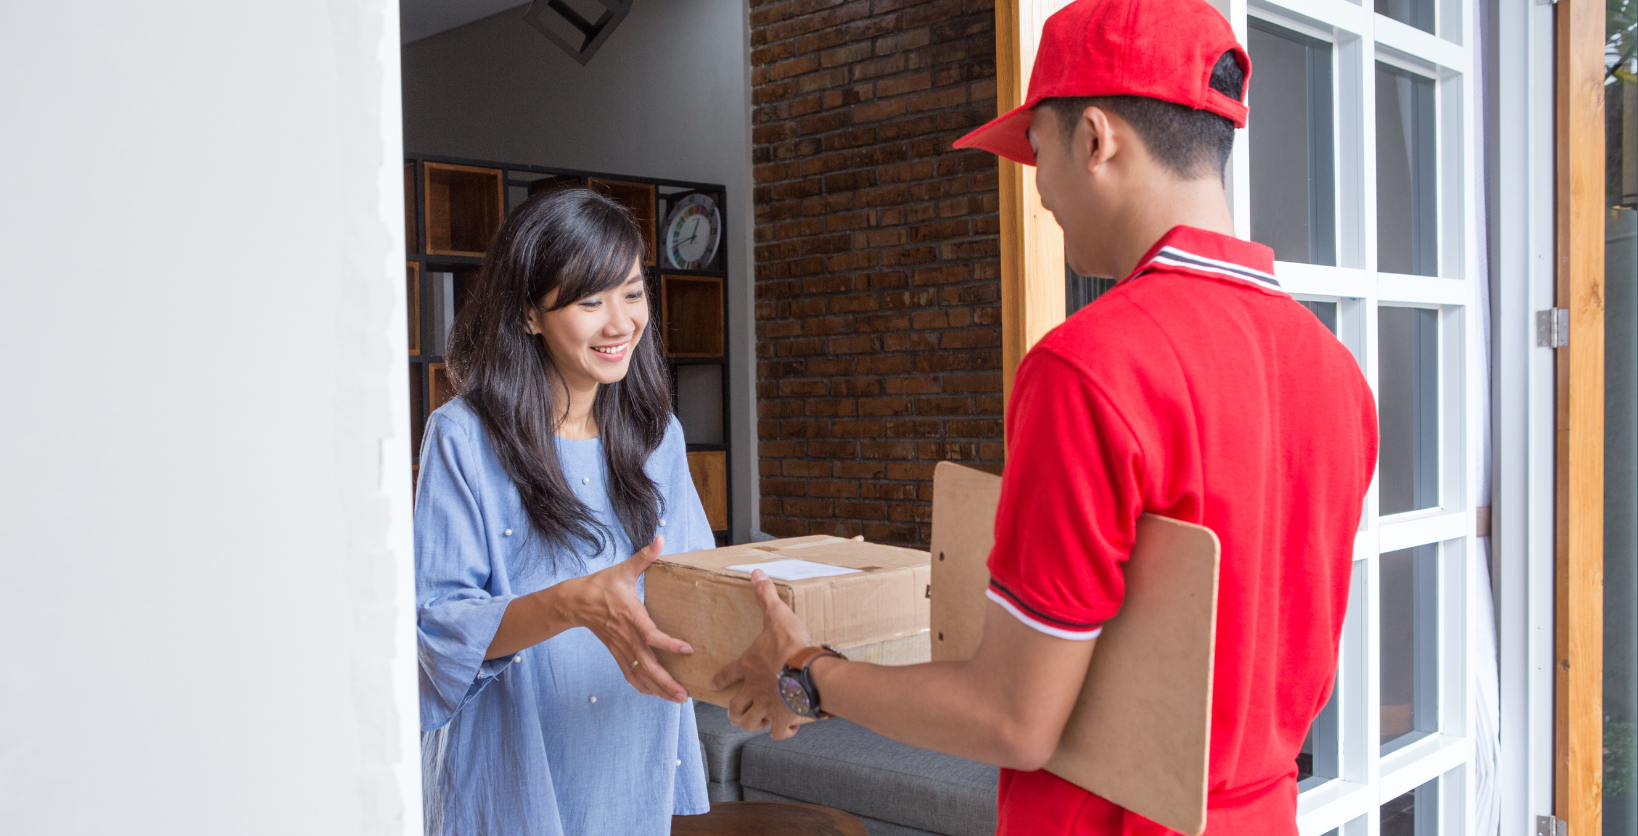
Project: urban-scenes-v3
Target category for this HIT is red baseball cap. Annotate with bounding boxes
[954,0,1251,165]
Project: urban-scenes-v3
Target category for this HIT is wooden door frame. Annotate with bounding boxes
[1554,1,1606,833]
[996,0,1066,405]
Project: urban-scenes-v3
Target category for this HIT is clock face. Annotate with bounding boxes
[663,193,721,270]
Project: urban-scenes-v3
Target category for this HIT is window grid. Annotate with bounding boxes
[1233,0,1481,834]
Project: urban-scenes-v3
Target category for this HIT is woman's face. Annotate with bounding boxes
[528,259,649,390]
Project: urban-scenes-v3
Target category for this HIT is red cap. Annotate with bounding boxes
[954,0,1251,165]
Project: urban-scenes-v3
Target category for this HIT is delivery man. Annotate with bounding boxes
[711,0,1378,832]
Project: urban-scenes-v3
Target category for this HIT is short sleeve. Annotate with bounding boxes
[984,348,1145,639]
[415,412,519,731]
[657,416,717,557]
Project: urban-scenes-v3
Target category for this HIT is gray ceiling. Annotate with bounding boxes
[400,0,529,44]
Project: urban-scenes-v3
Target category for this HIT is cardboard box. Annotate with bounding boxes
[646,535,932,707]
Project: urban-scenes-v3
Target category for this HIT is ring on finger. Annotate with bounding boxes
[630,658,641,670]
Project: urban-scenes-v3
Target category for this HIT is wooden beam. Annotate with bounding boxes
[1554,0,1605,832]
[996,0,1066,406]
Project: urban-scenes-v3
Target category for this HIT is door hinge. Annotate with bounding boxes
[1537,815,1567,836]
[1536,308,1569,348]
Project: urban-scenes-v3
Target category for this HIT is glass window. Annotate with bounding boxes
[1249,21,1335,266]
[1375,0,1434,35]
[1607,12,1638,836]
[1381,778,1439,836]
[1065,264,1115,317]
[1377,307,1439,514]
[1376,63,1438,277]
[1381,544,1438,750]
[1299,679,1340,784]
[1301,300,1340,334]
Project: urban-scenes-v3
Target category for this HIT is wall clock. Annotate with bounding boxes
[663,193,721,270]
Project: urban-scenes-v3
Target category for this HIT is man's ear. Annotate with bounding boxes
[1083,106,1121,175]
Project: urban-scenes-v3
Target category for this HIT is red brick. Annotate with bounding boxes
[754,0,1000,546]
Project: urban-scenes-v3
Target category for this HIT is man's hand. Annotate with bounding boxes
[710,568,812,739]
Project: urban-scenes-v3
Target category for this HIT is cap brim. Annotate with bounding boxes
[952,102,1037,165]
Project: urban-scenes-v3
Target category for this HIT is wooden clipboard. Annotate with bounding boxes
[929,462,1221,836]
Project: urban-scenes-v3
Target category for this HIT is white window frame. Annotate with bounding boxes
[1226,0,1485,832]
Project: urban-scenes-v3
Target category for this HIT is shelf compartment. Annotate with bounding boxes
[407,262,421,356]
[428,362,456,414]
[675,363,724,445]
[687,450,729,532]
[661,274,724,357]
[589,177,657,266]
[423,162,504,257]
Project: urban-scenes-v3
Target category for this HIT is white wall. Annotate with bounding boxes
[401,0,759,543]
[0,3,420,834]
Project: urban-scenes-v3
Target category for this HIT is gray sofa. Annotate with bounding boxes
[693,702,998,836]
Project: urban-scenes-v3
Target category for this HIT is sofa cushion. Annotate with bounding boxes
[694,701,765,786]
[739,719,997,836]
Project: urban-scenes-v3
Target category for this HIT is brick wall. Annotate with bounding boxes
[750,0,1003,547]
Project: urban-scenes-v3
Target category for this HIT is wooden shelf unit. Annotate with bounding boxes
[403,153,734,542]
[422,162,504,257]
[587,177,657,266]
[661,274,725,357]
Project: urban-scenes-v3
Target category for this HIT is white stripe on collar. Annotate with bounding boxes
[1139,246,1283,291]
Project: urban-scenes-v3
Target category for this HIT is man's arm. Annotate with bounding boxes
[711,569,1095,771]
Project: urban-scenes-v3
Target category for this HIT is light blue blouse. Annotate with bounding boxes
[415,398,712,836]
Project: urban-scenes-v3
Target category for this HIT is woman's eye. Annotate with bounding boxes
[578,299,602,310]
[626,290,645,301]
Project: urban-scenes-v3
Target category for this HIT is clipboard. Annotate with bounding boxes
[929,461,1221,836]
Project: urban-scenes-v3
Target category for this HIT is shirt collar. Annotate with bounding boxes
[1122,226,1282,292]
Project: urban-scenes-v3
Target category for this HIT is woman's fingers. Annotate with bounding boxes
[619,535,665,580]
[642,622,693,656]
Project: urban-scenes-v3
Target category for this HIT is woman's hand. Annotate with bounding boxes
[566,535,694,703]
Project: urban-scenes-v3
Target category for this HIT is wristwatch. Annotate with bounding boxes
[777,645,847,719]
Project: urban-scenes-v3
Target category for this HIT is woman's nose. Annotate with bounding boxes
[607,305,634,335]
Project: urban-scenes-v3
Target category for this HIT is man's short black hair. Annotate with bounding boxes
[1040,50,1246,180]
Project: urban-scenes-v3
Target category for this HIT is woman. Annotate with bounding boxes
[415,188,712,835]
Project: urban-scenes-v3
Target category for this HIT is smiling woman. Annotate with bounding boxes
[416,188,716,835]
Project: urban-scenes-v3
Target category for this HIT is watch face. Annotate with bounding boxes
[663,193,721,270]
[777,672,815,717]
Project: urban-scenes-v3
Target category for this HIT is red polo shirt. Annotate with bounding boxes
[986,226,1377,836]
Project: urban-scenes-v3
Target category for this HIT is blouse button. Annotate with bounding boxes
[582,477,590,485]
[504,529,513,536]
[589,696,597,704]
[513,655,522,664]
[675,759,682,767]
[659,520,667,527]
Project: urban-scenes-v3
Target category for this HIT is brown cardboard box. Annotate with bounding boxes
[646,535,932,707]
[929,461,1221,836]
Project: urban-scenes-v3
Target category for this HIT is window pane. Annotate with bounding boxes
[1375,0,1434,34]
[1299,674,1340,783]
[1381,544,1438,750]
[1606,21,1638,836]
[1065,263,1115,317]
[1376,64,1437,277]
[1301,300,1339,334]
[1381,778,1439,836]
[1377,307,1439,514]
[1249,22,1335,266]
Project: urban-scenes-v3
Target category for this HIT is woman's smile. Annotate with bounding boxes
[591,341,630,360]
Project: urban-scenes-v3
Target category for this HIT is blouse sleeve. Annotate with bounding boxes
[657,416,716,557]
[415,411,519,732]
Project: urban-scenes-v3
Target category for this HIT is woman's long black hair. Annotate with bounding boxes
[446,188,671,565]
